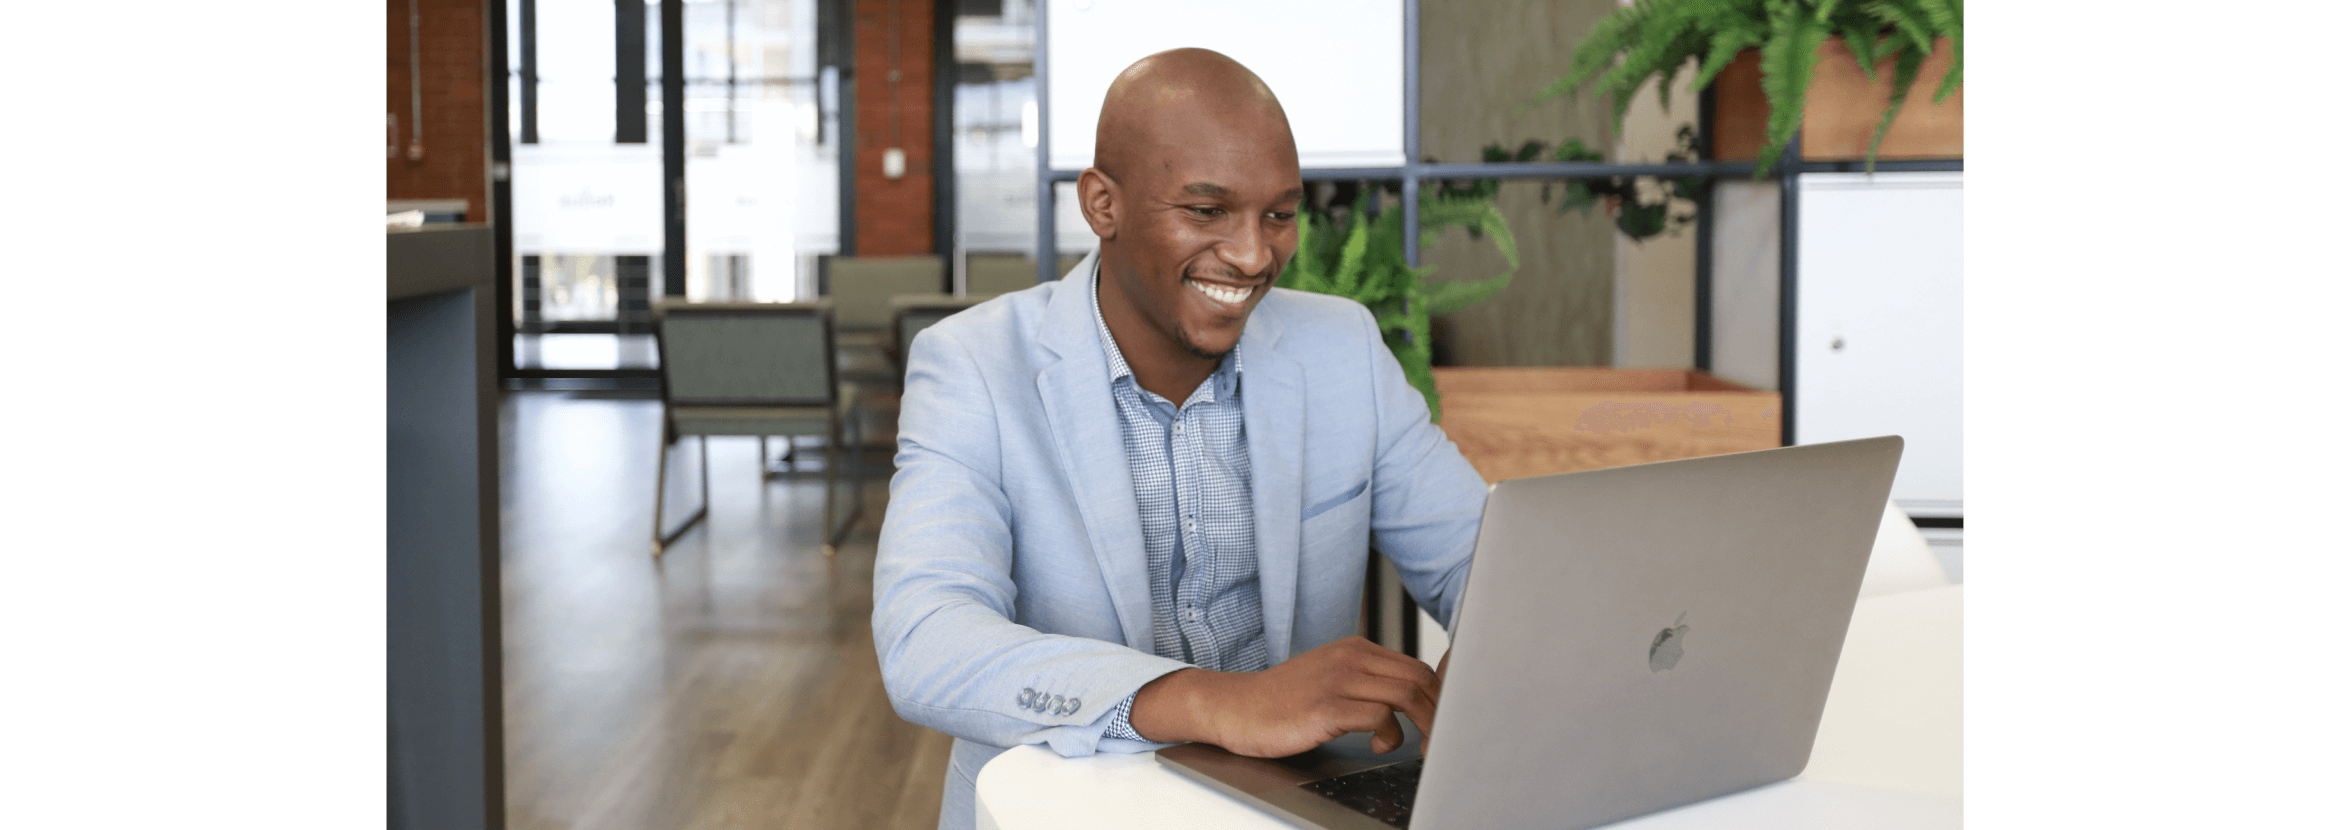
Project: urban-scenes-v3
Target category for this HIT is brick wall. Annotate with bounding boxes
[852,0,934,255]
[388,0,488,222]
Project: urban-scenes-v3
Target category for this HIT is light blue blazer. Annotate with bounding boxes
[872,249,1491,829]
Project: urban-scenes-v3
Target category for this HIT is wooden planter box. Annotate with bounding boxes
[1712,36,1962,162]
[1431,367,1781,484]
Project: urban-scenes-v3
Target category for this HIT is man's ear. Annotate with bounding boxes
[1077,167,1118,239]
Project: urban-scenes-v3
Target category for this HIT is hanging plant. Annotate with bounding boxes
[1472,130,1703,243]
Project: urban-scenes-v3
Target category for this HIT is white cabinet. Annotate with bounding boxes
[1793,172,1963,517]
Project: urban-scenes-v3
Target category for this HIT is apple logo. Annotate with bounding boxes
[1649,612,1689,672]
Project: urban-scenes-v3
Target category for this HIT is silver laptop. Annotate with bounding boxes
[1158,436,1904,830]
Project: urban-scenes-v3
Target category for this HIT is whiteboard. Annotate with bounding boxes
[1044,0,1405,171]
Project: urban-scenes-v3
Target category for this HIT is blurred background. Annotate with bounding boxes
[384,1,1961,828]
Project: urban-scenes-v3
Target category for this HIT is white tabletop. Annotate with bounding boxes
[977,585,1961,830]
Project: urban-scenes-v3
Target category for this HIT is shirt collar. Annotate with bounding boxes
[1089,257,1243,402]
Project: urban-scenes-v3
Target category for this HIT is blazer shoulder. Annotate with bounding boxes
[916,280,1065,358]
[1261,287,1380,346]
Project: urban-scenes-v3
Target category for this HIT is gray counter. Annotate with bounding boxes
[387,224,505,830]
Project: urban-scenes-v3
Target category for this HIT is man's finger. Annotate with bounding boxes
[1351,644,1442,691]
[1369,710,1404,754]
[1425,650,1450,755]
[1339,675,1438,753]
[1341,671,1432,707]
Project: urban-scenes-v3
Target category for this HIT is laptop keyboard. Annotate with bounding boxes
[1300,758,1424,828]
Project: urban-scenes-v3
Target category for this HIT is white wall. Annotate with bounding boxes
[1709,179,1783,391]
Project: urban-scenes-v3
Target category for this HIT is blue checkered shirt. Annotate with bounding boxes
[1092,264,1273,743]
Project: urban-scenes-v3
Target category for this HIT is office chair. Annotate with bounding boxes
[963,251,1082,296]
[821,255,944,384]
[882,293,1000,375]
[651,299,864,557]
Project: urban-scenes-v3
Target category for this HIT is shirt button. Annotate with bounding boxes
[1182,518,1196,533]
[1173,422,1185,435]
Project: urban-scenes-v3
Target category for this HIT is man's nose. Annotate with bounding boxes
[1217,219,1275,278]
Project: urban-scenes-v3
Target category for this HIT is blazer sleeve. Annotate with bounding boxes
[871,324,1190,757]
[1354,305,1490,632]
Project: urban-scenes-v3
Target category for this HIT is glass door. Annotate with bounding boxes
[506,0,844,374]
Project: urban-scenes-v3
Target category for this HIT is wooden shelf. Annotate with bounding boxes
[1433,367,1782,484]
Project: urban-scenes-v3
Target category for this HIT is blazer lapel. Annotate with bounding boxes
[1240,303,1304,663]
[1033,252,1155,651]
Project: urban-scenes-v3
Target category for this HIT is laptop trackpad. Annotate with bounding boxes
[1273,716,1425,779]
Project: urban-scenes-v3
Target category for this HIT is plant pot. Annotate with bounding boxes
[1711,36,1962,163]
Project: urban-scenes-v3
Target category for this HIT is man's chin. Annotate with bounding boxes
[1176,328,1239,363]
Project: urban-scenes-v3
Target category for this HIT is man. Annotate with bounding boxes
[873,48,1489,829]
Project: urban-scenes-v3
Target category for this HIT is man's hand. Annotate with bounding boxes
[1427,648,1450,753]
[1129,636,1441,758]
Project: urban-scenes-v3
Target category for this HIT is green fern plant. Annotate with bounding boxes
[1277,187,1517,421]
[1535,0,1962,176]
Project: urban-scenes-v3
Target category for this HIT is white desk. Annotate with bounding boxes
[977,586,1961,830]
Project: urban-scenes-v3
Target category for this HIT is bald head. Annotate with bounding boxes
[1076,49,1302,384]
[1093,48,1296,181]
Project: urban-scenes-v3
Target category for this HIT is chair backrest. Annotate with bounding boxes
[886,293,995,365]
[826,255,945,330]
[900,308,962,349]
[965,252,1084,296]
[898,301,988,352]
[654,300,836,407]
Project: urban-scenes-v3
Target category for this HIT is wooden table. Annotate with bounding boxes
[1431,367,1783,483]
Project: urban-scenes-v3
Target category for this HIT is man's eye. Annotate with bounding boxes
[1268,211,1296,222]
[1186,206,1224,218]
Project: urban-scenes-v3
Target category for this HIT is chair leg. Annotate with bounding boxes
[827,427,836,554]
[761,435,801,479]
[825,402,868,552]
[653,428,669,554]
[653,432,709,557]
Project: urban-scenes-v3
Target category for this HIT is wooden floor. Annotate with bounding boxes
[498,389,951,830]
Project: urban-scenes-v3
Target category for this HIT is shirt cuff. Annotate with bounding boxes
[1101,691,1147,742]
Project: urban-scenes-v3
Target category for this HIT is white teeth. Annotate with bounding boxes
[1187,279,1251,305]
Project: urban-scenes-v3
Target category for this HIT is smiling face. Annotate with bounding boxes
[1081,49,1303,372]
